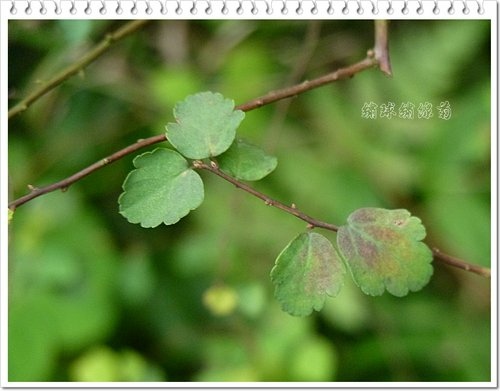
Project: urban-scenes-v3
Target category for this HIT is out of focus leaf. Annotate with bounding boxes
[337,208,433,297]
[69,346,165,382]
[287,337,338,381]
[271,232,346,316]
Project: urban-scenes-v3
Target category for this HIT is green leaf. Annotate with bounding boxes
[337,208,433,297]
[8,208,14,224]
[217,139,278,181]
[119,148,204,228]
[166,92,245,159]
[271,232,346,317]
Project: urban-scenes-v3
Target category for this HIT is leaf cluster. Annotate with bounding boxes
[119,91,434,316]
[8,20,490,382]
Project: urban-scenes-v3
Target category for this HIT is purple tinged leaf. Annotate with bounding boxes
[337,207,433,297]
[271,232,346,316]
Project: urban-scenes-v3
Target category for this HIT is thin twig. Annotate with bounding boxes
[7,134,166,210]
[195,160,491,279]
[431,247,491,278]
[8,20,388,208]
[374,20,392,76]
[193,160,340,232]
[8,53,381,210]
[10,22,489,278]
[236,56,377,112]
[235,19,393,112]
[8,20,150,120]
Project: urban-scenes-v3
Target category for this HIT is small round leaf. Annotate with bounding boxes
[119,148,204,228]
[166,92,245,159]
[271,232,346,317]
[337,207,433,297]
[217,139,278,181]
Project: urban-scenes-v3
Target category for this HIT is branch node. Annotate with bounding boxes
[104,33,114,43]
[192,160,204,169]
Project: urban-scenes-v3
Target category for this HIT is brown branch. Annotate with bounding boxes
[8,20,388,207]
[8,20,150,120]
[193,160,340,232]
[431,247,491,278]
[235,56,377,112]
[235,19,392,112]
[8,52,381,210]
[374,20,392,76]
[7,22,488,278]
[8,134,167,210]
[195,160,491,279]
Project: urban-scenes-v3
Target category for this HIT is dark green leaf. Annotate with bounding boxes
[271,232,346,316]
[119,148,204,228]
[165,92,245,159]
[218,139,278,181]
[337,208,433,297]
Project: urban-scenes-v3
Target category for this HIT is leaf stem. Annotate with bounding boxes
[8,51,381,209]
[374,20,392,76]
[8,20,150,120]
[7,134,166,210]
[235,56,377,112]
[194,160,491,279]
[8,22,489,279]
[192,160,340,232]
[431,247,491,278]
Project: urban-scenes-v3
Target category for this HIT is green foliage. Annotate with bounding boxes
[120,91,278,229]
[9,194,119,381]
[271,232,346,316]
[269,208,433,316]
[337,208,433,296]
[166,92,245,159]
[122,92,435,315]
[118,148,204,227]
[9,20,491,382]
[69,346,165,382]
[288,336,338,381]
[218,138,278,181]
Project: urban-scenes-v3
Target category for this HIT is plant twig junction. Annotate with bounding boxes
[194,160,491,279]
[8,21,490,278]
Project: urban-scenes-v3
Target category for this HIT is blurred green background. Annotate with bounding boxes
[8,20,491,382]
